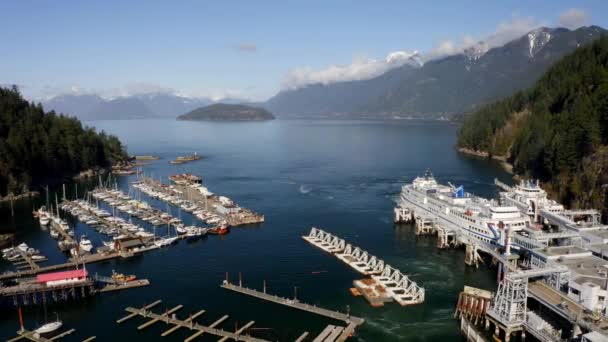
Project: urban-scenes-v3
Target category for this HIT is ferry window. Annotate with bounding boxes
[571,288,580,295]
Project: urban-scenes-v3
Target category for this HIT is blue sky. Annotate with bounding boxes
[1,1,606,101]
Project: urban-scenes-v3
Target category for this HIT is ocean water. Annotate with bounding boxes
[0,119,513,341]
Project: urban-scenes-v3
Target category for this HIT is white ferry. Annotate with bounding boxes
[396,171,530,247]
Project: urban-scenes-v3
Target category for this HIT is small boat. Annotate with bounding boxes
[154,236,179,247]
[79,235,93,252]
[208,225,230,235]
[102,241,116,250]
[50,230,59,238]
[175,225,187,235]
[31,255,46,261]
[112,270,137,283]
[34,319,62,334]
[39,215,50,226]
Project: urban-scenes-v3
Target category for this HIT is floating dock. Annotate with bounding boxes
[221,278,364,341]
[116,299,267,342]
[303,227,425,306]
[134,176,264,226]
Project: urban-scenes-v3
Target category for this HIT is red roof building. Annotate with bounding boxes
[37,269,88,284]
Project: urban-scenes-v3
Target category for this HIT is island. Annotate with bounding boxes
[177,103,275,121]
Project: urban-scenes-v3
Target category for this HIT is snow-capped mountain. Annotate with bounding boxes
[527,28,553,57]
[264,25,606,118]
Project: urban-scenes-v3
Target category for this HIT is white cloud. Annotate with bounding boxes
[281,50,421,89]
[424,16,538,61]
[558,8,589,29]
[122,82,176,96]
[237,43,257,53]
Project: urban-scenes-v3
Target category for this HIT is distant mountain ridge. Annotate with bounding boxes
[42,93,218,120]
[177,103,275,121]
[264,26,606,119]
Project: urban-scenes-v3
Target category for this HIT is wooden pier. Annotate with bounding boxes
[98,279,150,293]
[221,280,364,341]
[6,325,94,342]
[116,299,268,342]
[0,251,132,281]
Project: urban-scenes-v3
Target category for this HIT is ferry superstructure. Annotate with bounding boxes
[497,179,565,224]
[395,171,530,248]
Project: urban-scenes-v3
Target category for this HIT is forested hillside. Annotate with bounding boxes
[458,36,608,217]
[0,86,128,196]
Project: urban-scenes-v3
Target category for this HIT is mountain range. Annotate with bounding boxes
[42,93,215,120]
[264,25,607,119]
[42,26,606,120]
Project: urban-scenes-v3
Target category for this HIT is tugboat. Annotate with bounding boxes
[208,223,230,235]
[112,270,136,283]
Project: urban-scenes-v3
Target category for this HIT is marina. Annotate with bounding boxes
[2,118,595,341]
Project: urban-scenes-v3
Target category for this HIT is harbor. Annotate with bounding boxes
[0,119,571,341]
[394,173,608,341]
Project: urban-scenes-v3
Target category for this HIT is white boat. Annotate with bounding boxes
[31,255,46,261]
[17,243,28,252]
[39,214,50,226]
[154,236,178,247]
[34,320,62,334]
[175,225,187,234]
[50,230,59,239]
[103,241,116,250]
[206,217,221,224]
[79,236,93,252]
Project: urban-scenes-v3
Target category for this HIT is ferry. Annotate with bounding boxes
[396,170,530,248]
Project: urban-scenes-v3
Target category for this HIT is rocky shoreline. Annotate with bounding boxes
[457,147,514,175]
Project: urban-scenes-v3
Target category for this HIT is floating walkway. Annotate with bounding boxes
[116,299,267,342]
[303,227,425,305]
[221,279,363,342]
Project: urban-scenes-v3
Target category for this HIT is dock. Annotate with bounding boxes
[303,227,425,306]
[7,329,76,342]
[116,299,268,342]
[134,176,264,226]
[98,279,150,293]
[221,279,364,341]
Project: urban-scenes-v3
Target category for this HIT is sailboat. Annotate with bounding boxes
[154,222,178,247]
[35,298,63,335]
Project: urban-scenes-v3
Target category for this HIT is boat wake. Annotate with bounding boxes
[298,184,312,194]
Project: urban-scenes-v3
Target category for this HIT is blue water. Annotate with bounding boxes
[0,119,513,341]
